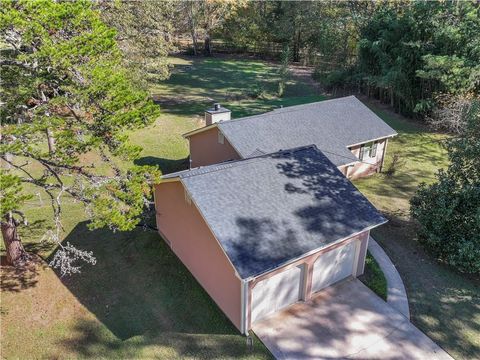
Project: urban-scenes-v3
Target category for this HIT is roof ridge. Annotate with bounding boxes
[183,96,359,138]
[272,95,357,113]
[218,95,357,126]
[162,145,319,180]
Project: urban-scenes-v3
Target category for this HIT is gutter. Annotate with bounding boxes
[247,221,388,282]
[347,134,397,148]
[182,123,218,138]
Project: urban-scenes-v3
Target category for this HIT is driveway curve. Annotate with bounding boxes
[368,236,410,319]
[253,279,451,359]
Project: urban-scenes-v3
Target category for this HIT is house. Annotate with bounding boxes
[154,146,387,334]
[183,96,397,179]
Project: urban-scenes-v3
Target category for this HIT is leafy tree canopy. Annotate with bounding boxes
[0,0,160,273]
[99,0,177,86]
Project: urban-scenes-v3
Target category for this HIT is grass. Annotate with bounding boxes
[2,225,272,359]
[352,103,480,359]
[2,54,479,359]
[1,55,321,359]
[359,251,387,301]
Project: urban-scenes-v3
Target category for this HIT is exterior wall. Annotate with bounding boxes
[246,230,370,330]
[338,165,349,177]
[188,127,241,168]
[154,181,242,331]
[346,139,388,180]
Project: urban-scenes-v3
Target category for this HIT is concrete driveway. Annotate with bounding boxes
[253,278,452,359]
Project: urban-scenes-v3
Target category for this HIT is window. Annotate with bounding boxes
[370,141,378,158]
[218,131,224,144]
[359,144,367,160]
[359,141,378,160]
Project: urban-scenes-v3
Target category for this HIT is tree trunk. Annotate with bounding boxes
[46,128,55,153]
[1,214,28,266]
[293,30,301,63]
[190,29,198,55]
[204,34,212,56]
[187,2,198,55]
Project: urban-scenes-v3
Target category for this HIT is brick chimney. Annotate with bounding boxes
[205,103,231,126]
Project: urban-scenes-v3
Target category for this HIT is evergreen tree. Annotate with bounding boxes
[0,0,160,274]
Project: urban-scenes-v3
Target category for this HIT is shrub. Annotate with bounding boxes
[384,153,405,177]
[410,174,480,273]
[410,99,480,273]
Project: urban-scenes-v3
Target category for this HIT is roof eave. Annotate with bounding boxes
[347,133,397,148]
[182,123,219,138]
[179,178,243,280]
[157,176,181,184]
[244,219,388,280]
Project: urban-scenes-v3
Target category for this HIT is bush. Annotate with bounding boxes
[410,100,480,273]
[384,153,405,177]
[313,66,356,92]
[246,83,267,99]
[410,174,480,273]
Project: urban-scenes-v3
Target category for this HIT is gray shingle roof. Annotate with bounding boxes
[164,146,387,279]
[217,96,397,166]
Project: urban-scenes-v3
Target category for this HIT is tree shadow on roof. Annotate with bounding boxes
[224,147,385,278]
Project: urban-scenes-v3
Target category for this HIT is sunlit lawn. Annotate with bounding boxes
[1,55,322,360]
[353,106,480,359]
[359,251,387,300]
[2,55,479,360]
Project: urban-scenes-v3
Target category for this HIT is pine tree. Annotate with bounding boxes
[0,0,160,274]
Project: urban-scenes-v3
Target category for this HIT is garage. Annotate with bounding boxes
[251,265,304,323]
[312,240,359,293]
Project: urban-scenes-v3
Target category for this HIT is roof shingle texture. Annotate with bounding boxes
[168,146,387,279]
[217,96,397,166]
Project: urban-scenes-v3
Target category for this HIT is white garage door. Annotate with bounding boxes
[312,241,358,293]
[251,265,303,323]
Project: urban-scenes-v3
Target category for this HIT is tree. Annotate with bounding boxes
[410,99,480,273]
[334,1,480,117]
[0,0,160,274]
[177,0,240,56]
[100,0,176,86]
[278,45,291,97]
[426,94,475,134]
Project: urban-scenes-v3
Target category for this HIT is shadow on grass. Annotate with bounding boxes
[55,317,271,359]
[134,156,189,175]
[0,255,45,292]
[372,214,480,359]
[48,223,240,341]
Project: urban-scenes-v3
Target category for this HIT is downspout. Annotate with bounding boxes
[240,279,249,335]
[380,138,389,172]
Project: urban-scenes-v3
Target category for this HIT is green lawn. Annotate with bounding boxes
[353,104,480,360]
[1,55,322,360]
[359,251,388,301]
[2,55,479,360]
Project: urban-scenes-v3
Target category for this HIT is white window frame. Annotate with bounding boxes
[370,141,378,158]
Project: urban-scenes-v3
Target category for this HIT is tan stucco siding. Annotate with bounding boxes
[188,127,241,168]
[154,181,242,330]
[246,230,370,330]
[346,139,387,179]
